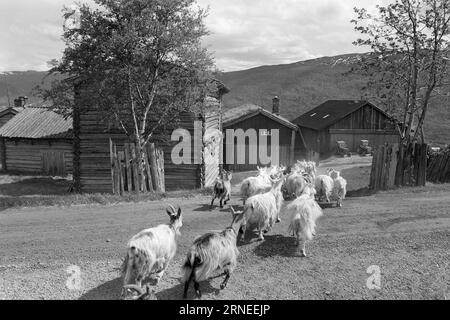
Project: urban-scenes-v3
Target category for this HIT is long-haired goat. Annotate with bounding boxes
[287,192,323,257]
[328,169,347,207]
[210,170,233,209]
[240,166,285,205]
[121,205,182,298]
[241,177,285,241]
[314,174,334,203]
[182,206,246,299]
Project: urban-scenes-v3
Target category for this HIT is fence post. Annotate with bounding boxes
[148,143,161,192]
[110,139,115,195]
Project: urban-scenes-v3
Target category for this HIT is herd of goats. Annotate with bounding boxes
[120,161,348,300]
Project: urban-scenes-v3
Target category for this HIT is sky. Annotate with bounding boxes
[0,0,392,72]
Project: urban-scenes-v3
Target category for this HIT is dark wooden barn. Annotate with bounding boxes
[73,79,229,194]
[222,97,305,171]
[0,107,73,176]
[293,100,399,156]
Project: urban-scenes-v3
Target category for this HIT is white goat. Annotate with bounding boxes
[314,174,334,203]
[182,206,246,299]
[329,169,347,207]
[287,193,323,257]
[210,170,232,209]
[282,172,310,200]
[241,177,285,241]
[121,205,182,298]
[240,166,278,205]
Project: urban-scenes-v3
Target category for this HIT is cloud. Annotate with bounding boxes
[0,0,393,72]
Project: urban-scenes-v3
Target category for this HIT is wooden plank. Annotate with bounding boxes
[124,144,132,192]
[290,130,296,166]
[148,143,160,192]
[144,147,154,192]
[130,143,140,194]
[387,143,399,189]
[110,138,115,195]
[158,148,165,193]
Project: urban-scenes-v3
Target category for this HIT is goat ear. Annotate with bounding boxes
[177,207,182,218]
[166,205,176,217]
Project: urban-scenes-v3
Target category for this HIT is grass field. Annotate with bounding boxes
[0,157,448,300]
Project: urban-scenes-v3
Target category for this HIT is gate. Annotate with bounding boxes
[110,139,165,195]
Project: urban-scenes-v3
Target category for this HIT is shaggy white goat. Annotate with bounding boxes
[328,169,347,207]
[314,174,334,203]
[241,177,285,241]
[121,205,182,298]
[182,206,246,299]
[287,193,323,257]
[282,172,309,200]
[210,170,232,209]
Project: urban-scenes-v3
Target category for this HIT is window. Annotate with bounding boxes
[323,114,330,119]
[310,113,317,117]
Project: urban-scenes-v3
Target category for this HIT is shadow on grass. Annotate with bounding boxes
[346,187,377,198]
[157,280,221,300]
[79,277,122,300]
[253,234,299,258]
[0,176,71,196]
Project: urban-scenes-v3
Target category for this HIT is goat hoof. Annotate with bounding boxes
[195,291,202,299]
[220,283,227,290]
[276,218,281,223]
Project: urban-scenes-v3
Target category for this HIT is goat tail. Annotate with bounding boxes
[182,250,199,283]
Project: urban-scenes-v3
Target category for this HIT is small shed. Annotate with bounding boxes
[0,107,73,176]
[222,98,305,171]
[293,100,399,156]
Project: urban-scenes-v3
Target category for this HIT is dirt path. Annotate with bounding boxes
[0,182,449,300]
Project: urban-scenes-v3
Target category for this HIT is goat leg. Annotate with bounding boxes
[220,270,231,290]
[210,196,216,209]
[194,281,202,299]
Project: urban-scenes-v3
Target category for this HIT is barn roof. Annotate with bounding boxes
[0,106,20,117]
[293,100,393,131]
[223,104,298,130]
[0,107,73,139]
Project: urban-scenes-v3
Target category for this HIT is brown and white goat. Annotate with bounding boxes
[121,205,182,299]
[210,170,233,209]
[182,206,245,299]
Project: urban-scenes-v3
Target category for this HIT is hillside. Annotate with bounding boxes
[1,54,449,144]
[217,54,450,145]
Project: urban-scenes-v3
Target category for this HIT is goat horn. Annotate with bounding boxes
[123,284,144,295]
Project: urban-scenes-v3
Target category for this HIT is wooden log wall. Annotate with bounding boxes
[3,139,73,175]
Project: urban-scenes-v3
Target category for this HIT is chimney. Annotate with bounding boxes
[14,96,28,108]
[272,96,280,116]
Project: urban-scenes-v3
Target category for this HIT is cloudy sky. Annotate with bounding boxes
[0,0,391,72]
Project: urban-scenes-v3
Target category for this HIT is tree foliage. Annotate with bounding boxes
[352,0,450,143]
[40,0,214,147]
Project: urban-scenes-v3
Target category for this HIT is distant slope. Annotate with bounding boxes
[1,54,449,144]
[218,54,450,145]
[0,71,58,106]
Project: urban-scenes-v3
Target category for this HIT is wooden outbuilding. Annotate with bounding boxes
[293,100,400,156]
[222,97,305,171]
[73,79,230,193]
[0,107,73,175]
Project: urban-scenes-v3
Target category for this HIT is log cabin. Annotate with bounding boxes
[72,79,230,193]
[0,107,73,175]
[222,97,307,171]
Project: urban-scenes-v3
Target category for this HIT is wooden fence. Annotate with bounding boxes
[427,151,450,183]
[110,139,165,195]
[369,142,427,190]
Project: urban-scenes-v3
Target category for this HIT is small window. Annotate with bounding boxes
[310,113,317,117]
[323,114,330,119]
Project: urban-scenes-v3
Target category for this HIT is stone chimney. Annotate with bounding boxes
[14,96,28,108]
[272,96,280,116]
